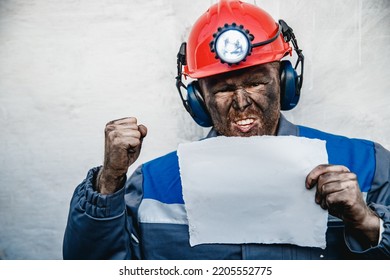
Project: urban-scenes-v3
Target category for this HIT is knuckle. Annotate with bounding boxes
[318,173,327,181]
[325,194,334,205]
[106,120,115,126]
[317,164,331,172]
[111,136,122,146]
[343,198,354,209]
[133,129,142,139]
[317,173,328,186]
[349,172,357,181]
[104,124,115,134]
[122,117,137,125]
[130,138,141,147]
[109,130,120,139]
[129,117,138,123]
[342,180,358,192]
[320,182,327,194]
[342,180,352,190]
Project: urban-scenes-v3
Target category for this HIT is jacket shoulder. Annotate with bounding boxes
[141,151,183,204]
[298,126,375,192]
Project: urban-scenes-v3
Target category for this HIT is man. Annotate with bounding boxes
[63,0,389,259]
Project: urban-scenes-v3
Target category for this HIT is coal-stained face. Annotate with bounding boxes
[199,62,281,137]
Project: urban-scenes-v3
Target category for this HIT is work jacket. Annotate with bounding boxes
[63,116,390,259]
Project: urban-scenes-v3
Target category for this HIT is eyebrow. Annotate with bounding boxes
[212,83,237,93]
[243,73,270,84]
[200,65,274,92]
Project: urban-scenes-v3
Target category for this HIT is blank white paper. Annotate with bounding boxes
[177,136,329,249]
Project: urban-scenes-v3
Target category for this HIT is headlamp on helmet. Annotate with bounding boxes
[210,22,281,66]
[210,23,252,65]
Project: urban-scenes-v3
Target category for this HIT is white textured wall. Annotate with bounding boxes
[0,0,388,259]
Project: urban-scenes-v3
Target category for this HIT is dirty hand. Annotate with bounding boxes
[306,164,380,245]
[97,117,147,194]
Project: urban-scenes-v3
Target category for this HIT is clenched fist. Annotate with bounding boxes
[97,117,147,194]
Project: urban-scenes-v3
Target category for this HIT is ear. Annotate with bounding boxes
[280,60,300,110]
[186,81,213,127]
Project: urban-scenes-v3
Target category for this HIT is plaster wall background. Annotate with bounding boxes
[0,0,389,259]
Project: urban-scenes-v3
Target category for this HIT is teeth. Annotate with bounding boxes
[236,119,254,126]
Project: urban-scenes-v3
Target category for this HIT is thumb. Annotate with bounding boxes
[128,125,147,156]
[138,124,148,139]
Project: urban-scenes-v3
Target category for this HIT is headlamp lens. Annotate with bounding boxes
[215,29,250,64]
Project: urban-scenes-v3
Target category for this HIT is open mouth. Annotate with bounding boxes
[234,118,256,133]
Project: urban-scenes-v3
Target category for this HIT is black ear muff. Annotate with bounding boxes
[186,81,213,127]
[280,60,300,110]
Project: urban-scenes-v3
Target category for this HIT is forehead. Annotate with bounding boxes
[199,62,280,89]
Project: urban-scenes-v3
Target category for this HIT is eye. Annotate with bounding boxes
[247,82,266,91]
[250,77,271,87]
[213,85,236,95]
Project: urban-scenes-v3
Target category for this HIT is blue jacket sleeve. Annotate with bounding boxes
[345,143,390,258]
[62,166,132,260]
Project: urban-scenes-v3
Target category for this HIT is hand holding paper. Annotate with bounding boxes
[306,164,380,245]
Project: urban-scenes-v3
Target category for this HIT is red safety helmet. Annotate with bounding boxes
[183,0,292,78]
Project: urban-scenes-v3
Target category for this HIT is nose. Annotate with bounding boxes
[232,89,252,111]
